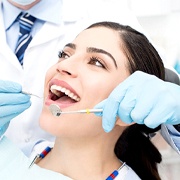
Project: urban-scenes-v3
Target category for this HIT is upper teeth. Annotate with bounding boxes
[50,85,80,102]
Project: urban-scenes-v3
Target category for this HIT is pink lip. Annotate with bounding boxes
[49,79,79,96]
[45,79,79,109]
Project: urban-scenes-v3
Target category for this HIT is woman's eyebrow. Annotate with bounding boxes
[87,47,117,68]
[64,43,76,49]
[64,43,117,68]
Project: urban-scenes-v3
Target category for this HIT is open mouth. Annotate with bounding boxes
[49,84,80,103]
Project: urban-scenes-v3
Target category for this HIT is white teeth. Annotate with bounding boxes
[50,85,80,102]
[69,92,74,98]
[61,87,66,93]
[65,89,70,95]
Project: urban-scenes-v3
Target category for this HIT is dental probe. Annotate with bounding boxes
[22,91,42,98]
[49,104,103,117]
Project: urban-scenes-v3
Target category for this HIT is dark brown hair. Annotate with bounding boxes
[87,21,165,180]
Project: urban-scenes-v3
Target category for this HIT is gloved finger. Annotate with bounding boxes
[0,93,30,106]
[131,84,173,127]
[0,113,21,126]
[117,87,137,124]
[118,107,135,124]
[143,97,172,128]
[129,88,157,124]
[102,99,119,132]
[144,98,178,128]
[144,110,168,128]
[0,80,22,93]
[93,99,107,116]
[0,101,31,119]
[0,122,10,136]
[127,77,167,124]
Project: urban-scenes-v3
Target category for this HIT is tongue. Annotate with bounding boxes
[55,96,76,104]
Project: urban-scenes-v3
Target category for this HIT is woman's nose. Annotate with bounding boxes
[56,59,78,78]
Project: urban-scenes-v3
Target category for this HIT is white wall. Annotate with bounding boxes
[128,0,180,69]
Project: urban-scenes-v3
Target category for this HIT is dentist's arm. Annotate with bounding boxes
[0,80,31,136]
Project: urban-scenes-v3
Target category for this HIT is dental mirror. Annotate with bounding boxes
[49,104,103,117]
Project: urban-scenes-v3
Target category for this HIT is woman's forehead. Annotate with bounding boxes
[72,27,122,52]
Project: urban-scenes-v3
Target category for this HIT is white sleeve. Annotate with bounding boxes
[161,124,180,154]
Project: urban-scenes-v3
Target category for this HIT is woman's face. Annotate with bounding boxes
[39,27,130,137]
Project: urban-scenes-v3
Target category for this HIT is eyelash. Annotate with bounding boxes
[88,56,106,69]
[58,51,106,69]
[58,50,69,59]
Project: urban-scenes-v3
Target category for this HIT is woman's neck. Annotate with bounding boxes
[38,135,122,180]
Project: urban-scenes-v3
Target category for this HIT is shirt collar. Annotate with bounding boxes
[2,0,62,30]
[27,0,63,25]
[2,0,21,30]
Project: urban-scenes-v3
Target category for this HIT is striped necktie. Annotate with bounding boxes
[15,13,36,65]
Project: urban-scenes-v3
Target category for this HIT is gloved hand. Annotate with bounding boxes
[0,80,31,136]
[94,71,180,132]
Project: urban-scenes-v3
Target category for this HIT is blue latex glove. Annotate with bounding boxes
[94,71,180,132]
[0,80,31,136]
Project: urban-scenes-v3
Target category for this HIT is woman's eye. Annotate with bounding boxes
[58,51,69,59]
[88,57,106,69]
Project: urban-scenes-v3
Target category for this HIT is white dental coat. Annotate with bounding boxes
[0,0,145,155]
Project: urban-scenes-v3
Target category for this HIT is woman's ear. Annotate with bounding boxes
[115,117,135,127]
